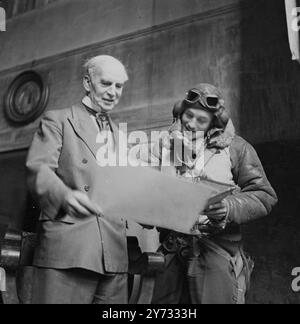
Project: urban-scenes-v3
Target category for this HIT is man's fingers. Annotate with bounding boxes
[68,199,91,217]
[64,191,102,218]
[74,192,102,215]
[68,206,89,219]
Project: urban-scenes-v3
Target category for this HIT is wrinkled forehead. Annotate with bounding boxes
[90,62,128,84]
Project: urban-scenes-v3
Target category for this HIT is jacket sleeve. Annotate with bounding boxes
[226,139,278,225]
[26,111,72,221]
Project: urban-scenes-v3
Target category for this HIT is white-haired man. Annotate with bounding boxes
[26,55,129,304]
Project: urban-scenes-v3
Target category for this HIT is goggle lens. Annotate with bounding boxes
[206,97,219,108]
[186,90,200,102]
[185,90,220,110]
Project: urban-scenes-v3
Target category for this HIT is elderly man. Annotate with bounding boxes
[26,55,129,304]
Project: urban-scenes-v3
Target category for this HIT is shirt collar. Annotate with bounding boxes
[82,96,108,114]
[82,96,115,133]
[82,96,95,111]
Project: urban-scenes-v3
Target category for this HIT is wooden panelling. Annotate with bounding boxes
[1,0,297,150]
[0,0,59,19]
[0,6,241,152]
[0,0,240,71]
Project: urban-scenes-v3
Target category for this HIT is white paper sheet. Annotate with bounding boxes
[93,166,233,235]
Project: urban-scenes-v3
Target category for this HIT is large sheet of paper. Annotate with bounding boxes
[93,166,233,235]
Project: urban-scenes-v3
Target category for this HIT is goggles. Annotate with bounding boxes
[184,89,222,112]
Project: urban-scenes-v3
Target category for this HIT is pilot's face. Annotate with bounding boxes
[181,108,214,135]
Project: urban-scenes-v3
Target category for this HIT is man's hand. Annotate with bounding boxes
[63,191,102,219]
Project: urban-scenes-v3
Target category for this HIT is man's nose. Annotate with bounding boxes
[106,85,117,97]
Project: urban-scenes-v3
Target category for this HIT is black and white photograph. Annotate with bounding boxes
[0,0,300,307]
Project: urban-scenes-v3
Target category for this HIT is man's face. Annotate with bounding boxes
[181,108,214,136]
[84,64,127,112]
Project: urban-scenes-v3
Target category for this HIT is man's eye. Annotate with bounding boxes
[101,81,112,87]
[116,84,124,89]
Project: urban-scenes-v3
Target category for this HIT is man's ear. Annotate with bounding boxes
[83,75,91,93]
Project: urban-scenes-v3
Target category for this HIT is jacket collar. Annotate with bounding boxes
[172,116,236,150]
[206,119,235,149]
[67,101,119,159]
[81,96,119,134]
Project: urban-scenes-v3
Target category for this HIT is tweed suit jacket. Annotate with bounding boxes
[26,103,128,274]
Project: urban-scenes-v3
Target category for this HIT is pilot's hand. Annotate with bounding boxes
[203,200,229,234]
[192,200,230,236]
[63,190,102,219]
[204,200,229,224]
[191,214,210,236]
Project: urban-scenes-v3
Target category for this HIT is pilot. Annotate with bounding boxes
[149,83,278,304]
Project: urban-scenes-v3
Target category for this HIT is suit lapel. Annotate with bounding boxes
[108,116,119,152]
[68,104,120,161]
[68,104,100,159]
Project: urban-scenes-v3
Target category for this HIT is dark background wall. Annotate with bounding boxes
[238,0,300,304]
[0,0,299,303]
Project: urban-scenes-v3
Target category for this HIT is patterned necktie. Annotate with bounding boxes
[95,112,112,131]
[86,107,112,132]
